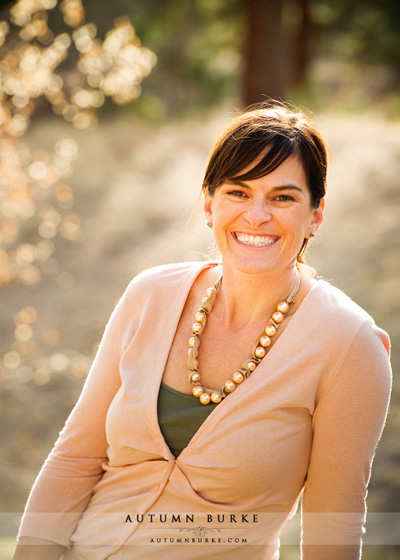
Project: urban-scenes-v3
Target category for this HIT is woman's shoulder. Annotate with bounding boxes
[312,279,371,319]
[115,262,218,338]
[309,279,391,403]
[310,278,390,351]
[124,260,218,298]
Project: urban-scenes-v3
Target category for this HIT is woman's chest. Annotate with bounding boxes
[163,318,263,395]
[162,308,295,396]
[110,346,315,504]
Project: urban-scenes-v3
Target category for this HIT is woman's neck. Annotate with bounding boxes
[210,264,301,330]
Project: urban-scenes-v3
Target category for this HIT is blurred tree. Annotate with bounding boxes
[242,0,288,104]
[242,0,308,104]
[84,0,400,113]
[242,0,400,106]
[6,0,396,116]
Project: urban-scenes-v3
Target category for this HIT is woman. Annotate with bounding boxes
[14,101,392,560]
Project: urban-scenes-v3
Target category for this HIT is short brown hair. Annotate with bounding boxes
[202,100,328,262]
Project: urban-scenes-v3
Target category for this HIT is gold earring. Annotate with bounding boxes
[207,222,212,228]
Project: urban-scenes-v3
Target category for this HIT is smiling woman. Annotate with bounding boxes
[14,101,391,560]
[203,102,327,266]
[203,156,323,278]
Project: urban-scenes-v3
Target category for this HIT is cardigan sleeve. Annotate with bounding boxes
[301,321,392,560]
[17,282,131,547]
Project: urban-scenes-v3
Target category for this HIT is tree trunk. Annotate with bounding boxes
[242,0,290,106]
[294,0,311,85]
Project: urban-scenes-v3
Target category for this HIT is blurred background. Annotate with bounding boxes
[0,0,399,558]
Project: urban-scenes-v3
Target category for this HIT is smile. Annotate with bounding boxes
[233,232,278,247]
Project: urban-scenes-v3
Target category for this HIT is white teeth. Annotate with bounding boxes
[235,233,276,247]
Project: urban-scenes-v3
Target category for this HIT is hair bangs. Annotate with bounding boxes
[230,136,298,184]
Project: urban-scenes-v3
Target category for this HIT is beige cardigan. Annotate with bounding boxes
[18,261,392,559]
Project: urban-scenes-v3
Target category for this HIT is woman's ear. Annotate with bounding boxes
[203,185,213,223]
[309,197,325,236]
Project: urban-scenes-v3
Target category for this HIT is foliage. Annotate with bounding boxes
[83,0,243,117]
[311,0,400,68]
[0,0,155,286]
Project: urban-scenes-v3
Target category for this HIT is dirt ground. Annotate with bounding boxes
[1,105,399,558]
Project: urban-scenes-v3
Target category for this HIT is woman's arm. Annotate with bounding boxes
[301,323,392,560]
[17,281,133,547]
[12,537,66,560]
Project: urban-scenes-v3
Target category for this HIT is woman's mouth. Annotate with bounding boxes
[233,232,279,247]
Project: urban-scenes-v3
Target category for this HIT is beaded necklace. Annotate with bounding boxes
[187,273,301,405]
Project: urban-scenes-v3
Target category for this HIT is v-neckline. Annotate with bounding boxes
[146,261,220,460]
[147,261,319,462]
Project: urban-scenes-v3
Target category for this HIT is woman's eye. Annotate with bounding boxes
[227,190,247,198]
[274,194,295,202]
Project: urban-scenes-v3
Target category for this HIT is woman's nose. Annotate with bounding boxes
[243,200,272,226]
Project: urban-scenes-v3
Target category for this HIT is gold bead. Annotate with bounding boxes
[211,392,222,403]
[277,301,289,313]
[260,335,271,347]
[192,322,203,333]
[191,372,201,383]
[188,336,196,348]
[199,392,211,405]
[265,324,276,336]
[195,310,205,322]
[247,361,256,372]
[232,371,244,384]
[192,385,204,397]
[206,287,214,297]
[254,346,266,358]
[224,379,236,392]
[272,311,284,323]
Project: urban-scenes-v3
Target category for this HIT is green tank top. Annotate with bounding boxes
[157,382,218,458]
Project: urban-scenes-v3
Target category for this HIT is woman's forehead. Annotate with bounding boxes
[232,149,303,179]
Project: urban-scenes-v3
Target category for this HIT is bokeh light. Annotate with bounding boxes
[42,326,60,346]
[0,0,155,387]
[3,350,22,369]
[60,0,85,28]
[49,352,69,372]
[0,0,156,288]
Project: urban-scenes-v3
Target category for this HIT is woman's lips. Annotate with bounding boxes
[233,232,279,247]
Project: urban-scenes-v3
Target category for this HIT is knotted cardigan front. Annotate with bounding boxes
[18,261,392,559]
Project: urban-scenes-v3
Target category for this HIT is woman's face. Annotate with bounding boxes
[204,155,324,277]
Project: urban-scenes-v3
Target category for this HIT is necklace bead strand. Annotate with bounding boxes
[187,273,301,405]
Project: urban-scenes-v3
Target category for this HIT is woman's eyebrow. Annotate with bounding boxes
[271,185,303,193]
[226,179,251,188]
[226,179,303,193]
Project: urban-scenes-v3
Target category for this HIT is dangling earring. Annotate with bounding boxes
[207,222,213,228]
[309,233,315,238]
